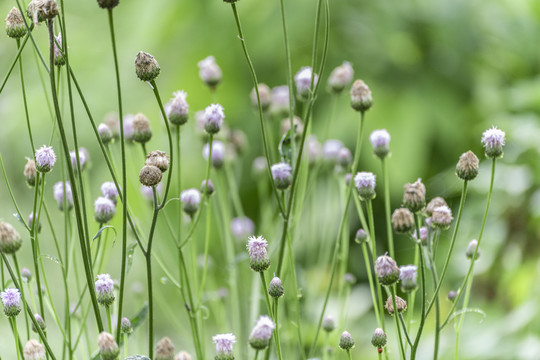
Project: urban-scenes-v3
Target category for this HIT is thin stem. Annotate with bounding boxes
[16,38,34,154]
[12,254,29,340]
[0,31,31,96]
[145,187,159,358]
[381,158,394,257]
[391,285,406,360]
[347,350,353,360]
[411,235,427,360]
[259,272,274,318]
[361,242,382,326]
[273,298,284,360]
[12,318,21,360]
[399,313,414,347]
[428,246,441,360]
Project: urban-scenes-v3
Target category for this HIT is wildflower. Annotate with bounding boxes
[200,179,215,196]
[104,113,120,139]
[0,222,22,254]
[370,129,390,159]
[375,254,400,286]
[466,239,480,260]
[198,56,222,89]
[339,331,355,350]
[247,235,270,272]
[54,32,65,66]
[97,332,119,360]
[155,337,175,360]
[167,91,189,126]
[328,61,354,93]
[53,181,73,211]
[431,205,453,230]
[139,165,162,187]
[371,328,387,352]
[22,268,32,282]
[146,150,170,172]
[32,313,46,333]
[204,104,225,134]
[412,227,428,244]
[308,135,321,164]
[425,197,447,217]
[270,85,290,116]
[403,179,426,213]
[268,276,284,298]
[322,315,336,333]
[24,159,37,187]
[35,145,56,173]
[1,288,21,317]
[94,197,116,224]
[481,126,505,158]
[121,317,132,334]
[180,189,201,217]
[203,140,226,169]
[95,274,115,307]
[98,123,113,144]
[295,66,318,100]
[101,182,119,203]
[271,162,293,190]
[97,0,119,9]
[355,229,368,244]
[385,295,407,314]
[400,265,418,292]
[354,172,376,201]
[456,151,479,181]
[230,217,254,239]
[28,212,41,233]
[5,7,26,39]
[250,84,272,111]
[26,0,58,26]
[69,149,86,172]
[350,79,373,112]
[23,339,46,360]
[212,333,236,360]
[132,113,152,144]
[391,208,415,233]
[249,316,275,350]
[175,352,192,360]
[135,51,160,82]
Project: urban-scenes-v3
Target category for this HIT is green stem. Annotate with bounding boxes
[12,254,29,340]
[124,333,128,358]
[259,272,274,318]
[0,31,31,96]
[399,313,414,347]
[391,285,406,360]
[411,225,427,360]
[273,298,284,360]
[381,158,394,257]
[361,242,382,326]
[106,306,112,334]
[16,38,34,154]
[347,350,353,360]
[12,317,21,360]
[0,152,30,232]
[428,246,441,360]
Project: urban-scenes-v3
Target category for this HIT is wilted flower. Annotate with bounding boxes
[198,56,222,89]
[391,208,415,234]
[135,51,160,82]
[247,235,270,272]
[328,61,354,93]
[354,172,376,201]
[26,0,58,26]
[139,165,162,187]
[481,126,505,158]
[95,274,115,307]
[5,7,27,39]
[403,179,426,213]
[212,333,236,360]
[456,151,479,181]
[0,221,23,254]
[167,91,189,126]
[155,337,175,360]
[425,197,447,217]
[146,150,170,173]
[375,254,400,286]
[249,316,275,350]
[295,66,318,100]
[385,295,407,314]
[35,145,56,173]
[23,339,46,360]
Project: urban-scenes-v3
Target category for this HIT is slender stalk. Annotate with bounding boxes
[124,333,128,358]
[428,247,441,360]
[106,306,112,334]
[411,217,427,360]
[381,158,394,257]
[0,31,31,95]
[0,152,30,232]
[399,313,414,347]
[16,38,34,154]
[391,285,406,360]
[12,254,29,340]
[11,318,21,360]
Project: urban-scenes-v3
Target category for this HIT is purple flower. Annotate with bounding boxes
[69,149,87,172]
[375,254,400,286]
[212,333,236,359]
[270,85,290,116]
[94,197,116,224]
[203,140,226,169]
[181,189,202,216]
[123,114,134,141]
[1,288,21,317]
[198,56,222,88]
[247,235,270,272]
[53,181,73,211]
[328,61,354,93]
[370,129,391,158]
[35,145,56,173]
[230,217,255,239]
[95,274,115,306]
[294,66,318,100]
[204,104,225,134]
[101,182,119,202]
[481,126,506,158]
[166,90,189,126]
[413,226,428,243]
[400,265,418,292]
[354,172,376,200]
[308,135,321,163]
[249,316,275,350]
[322,139,344,162]
[431,205,453,229]
[271,162,292,190]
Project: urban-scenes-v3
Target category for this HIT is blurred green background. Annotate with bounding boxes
[1,0,540,359]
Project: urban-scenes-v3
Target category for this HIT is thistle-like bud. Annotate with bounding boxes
[23,339,46,360]
[247,235,270,272]
[249,316,275,350]
[328,61,354,94]
[98,123,114,144]
[200,179,215,196]
[145,150,170,173]
[268,276,284,298]
[180,189,201,216]
[97,332,119,360]
[1,288,21,317]
[339,331,355,351]
[400,265,418,292]
[95,274,115,307]
[204,104,225,134]
[5,7,27,39]
[141,183,163,201]
[391,208,415,234]
[465,239,480,260]
[355,229,368,244]
[308,135,321,164]
[371,328,387,351]
[35,145,56,173]
[481,126,505,159]
[270,85,290,117]
[375,254,400,286]
[123,114,135,142]
[412,227,428,245]
[250,84,272,111]
[198,56,222,89]
[132,113,152,144]
[344,173,352,186]
[370,129,391,159]
[139,165,162,187]
[230,217,254,239]
[212,333,236,360]
[167,91,189,126]
[425,197,447,217]
[101,182,119,204]
[32,313,46,333]
[175,352,192,360]
[295,66,318,100]
[28,212,41,233]
[97,0,119,10]
[203,140,226,169]
[456,151,479,181]
[350,79,373,112]
[24,159,37,187]
[53,181,73,211]
[155,337,175,360]
[69,149,87,173]
[447,291,457,302]
[385,295,407,314]
[271,162,293,190]
[431,205,453,230]
[121,317,132,334]
[0,222,22,254]
[54,32,65,66]
[135,51,160,82]
[354,172,376,201]
[403,179,426,213]
[94,197,116,224]
[322,315,336,333]
[104,113,120,139]
[22,268,32,282]
[26,0,58,26]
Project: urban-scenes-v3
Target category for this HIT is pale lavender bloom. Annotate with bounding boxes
[247,235,270,272]
[294,66,318,100]
[270,85,290,116]
[53,181,73,211]
[466,239,480,260]
[28,212,40,233]
[413,226,428,242]
[230,217,255,239]
[21,268,32,282]
[140,183,163,200]
[203,140,226,169]
[271,162,292,190]
[375,254,400,285]
[1,288,21,316]
[198,56,222,87]
[204,104,225,134]
[212,333,236,358]
[431,205,453,229]
[328,61,354,93]
[98,123,113,144]
[123,114,134,141]
[354,172,376,200]
[181,189,202,216]
[101,182,119,201]
[69,149,86,172]
[249,316,275,349]
[166,91,189,126]
[400,265,418,292]
[95,274,115,306]
[370,129,391,158]
[35,145,56,173]
[337,147,352,168]
[322,139,344,161]
[481,126,505,158]
[94,197,116,224]
[23,339,46,360]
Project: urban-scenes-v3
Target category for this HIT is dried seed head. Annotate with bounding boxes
[430,205,453,230]
[295,66,318,100]
[167,91,189,126]
[132,113,152,143]
[145,150,170,173]
[465,239,480,260]
[481,126,505,159]
[271,162,293,190]
[198,56,222,89]
[212,333,236,360]
[1,288,21,317]
[180,189,201,216]
[270,85,290,117]
[5,7,27,39]
[350,79,373,112]
[31,313,46,333]
[385,295,407,314]
[54,32,65,66]
[139,165,162,187]
[24,159,37,187]
[370,129,391,159]
[249,316,275,350]
[280,116,304,139]
[371,328,387,349]
[230,217,255,239]
[98,123,113,144]
[97,332,119,360]
[250,84,272,111]
[403,179,426,213]
[53,181,73,211]
[268,276,284,298]
[0,222,22,254]
[375,254,400,286]
[200,179,215,196]
[391,208,415,233]
[120,317,132,334]
[328,61,354,94]
[94,197,116,224]
[339,331,355,351]
[322,315,336,333]
[175,351,192,360]
[26,0,58,26]
[203,140,226,169]
[247,235,270,272]
[400,265,418,292]
[23,339,46,360]
[95,274,115,306]
[135,51,160,82]
[97,0,119,10]
[22,268,32,282]
[35,145,56,173]
[354,172,376,201]
[204,104,225,134]
[355,229,368,244]
[425,197,447,217]
[456,151,479,181]
[155,337,175,360]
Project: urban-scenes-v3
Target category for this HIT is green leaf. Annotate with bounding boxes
[125,241,138,274]
[92,225,116,242]
[448,307,486,323]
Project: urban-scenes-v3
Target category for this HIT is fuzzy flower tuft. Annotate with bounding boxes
[198,56,222,89]
[431,205,453,230]
[204,104,225,134]
[23,339,46,360]
[181,189,202,217]
[53,181,73,211]
[101,182,119,203]
[35,145,56,173]
[294,66,318,100]
[0,221,22,254]
[328,61,354,93]
[271,162,293,190]
[375,254,400,286]
[1,288,21,317]
[370,129,391,159]
[94,197,116,224]
[246,235,270,272]
[230,217,255,239]
[354,172,376,200]
[95,274,115,307]
[481,126,505,158]
[212,333,236,360]
[167,91,189,126]
[249,316,275,350]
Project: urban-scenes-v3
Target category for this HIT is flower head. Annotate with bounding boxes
[26,0,58,26]
[392,208,415,233]
[230,217,255,239]
[53,181,73,211]
[97,332,119,360]
[425,197,447,217]
[120,317,132,334]
[431,205,453,230]
[385,295,407,314]
[175,351,192,360]
[403,179,426,213]
[322,315,336,333]
[328,61,354,93]
[370,129,391,159]
[139,165,162,187]
[24,158,37,187]
[250,84,272,111]
[212,333,236,360]
[0,222,22,254]
[203,140,226,169]
[5,7,27,39]
[155,337,175,360]
[32,313,46,333]
[181,189,201,216]
[123,114,135,142]
[466,239,480,260]
[371,328,387,351]
[354,172,376,201]
[456,151,479,181]
[97,0,119,10]
[249,316,275,350]
[412,226,428,244]
[204,104,225,134]
[69,149,87,173]
[350,79,373,112]
[146,150,170,173]
[101,182,119,203]
[481,126,505,158]
[22,268,32,282]
[400,265,418,292]
[98,123,113,144]
[94,197,116,224]
[270,85,290,116]
[1,288,21,317]
[246,235,270,272]
[339,331,355,350]
[268,276,284,298]
[35,145,56,173]
[132,113,152,143]
[295,66,318,100]
[23,339,46,360]
[271,162,292,190]
[375,254,400,286]
[200,179,215,196]
[135,51,160,82]
[95,274,115,307]
[198,56,222,89]
[167,91,189,126]
[322,139,344,163]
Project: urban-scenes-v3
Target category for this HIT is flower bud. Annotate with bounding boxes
[230,217,254,240]
[339,331,355,351]
[371,328,387,350]
[97,332,119,360]
[295,66,318,100]
[95,274,115,307]
[135,51,160,82]
[54,32,65,66]
[132,113,152,144]
[280,116,304,139]
[328,61,354,94]
[425,197,447,217]
[0,222,22,254]
[23,339,46,360]
[155,337,175,360]
[98,123,114,144]
[375,254,400,286]
[175,351,192,360]
[247,235,270,272]
[481,126,505,159]
[447,290,457,301]
[400,265,418,292]
[412,226,428,245]
[431,205,453,230]
[271,162,293,190]
[252,157,267,179]
[200,179,215,196]
[465,239,480,260]
[212,333,236,360]
[350,79,373,112]
[268,276,284,298]
[370,129,391,159]
[250,84,272,111]
[97,0,119,10]
[403,179,426,213]
[203,140,226,169]
[141,183,163,201]
[308,135,321,164]
[139,165,162,187]
[22,268,32,282]
[198,56,222,89]
[204,104,225,134]
[1,288,21,317]
[94,197,116,224]
[123,114,135,142]
[146,150,170,173]
[355,228,368,244]
[322,139,344,164]
[167,91,189,126]
[101,182,119,204]
[5,7,26,39]
[270,85,290,117]
[322,315,335,333]
[35,145,56,173]
[24,159,37,187]
[32,313,46,333]
[53,181,73,211]
[354,172,376,201]
[391,208,415,234]
[180,189,201,216]
[26,0,58,25]
[69,149,87,173]
[121,317,133,334]
[337,147,352,169]
[249,316,275,350]
[385,295,407,314]
[456,151,479,181]
[344,173,352,186]
[104,113,120,139]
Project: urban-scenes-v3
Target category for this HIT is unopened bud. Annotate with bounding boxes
[167,91,189,126]
[339,331,355,351]
[32,313,46,333]
[391,208,415,234]
[295,66,318,101]
[350,79,373,112]
[132,113,152,143]
[23,339,46,360]
[0,222,22,254]
[370,129,390,159]
[5,7,26,39]
[465,239,480,260]
[375,254,400,286]
[247,236,270,272]
[139,165,162,187]
[97,0,119,10]
[24,159,37,187]
[175,351,192,360]
[355,229,368,244]
[94,197,116,224]
[322,315,335,333]
[403,179,426,213]
[35,145,56,173]
[198,56,222,89]
[95,274,115,307]
[328,61,354,94]
[371,328,387,350]
[200,179,215,196]
[98,123,113,144]
[135,51,160,82]
[271,162,292,190]
[425,197,447,217]
[250,84,272,111]
[248,316,275,350]
[456,151,479,181]
[268,277,284,298]
[280,116,304,140]
[385,295,407,314]
[180,189,201,217]
[447,291,457,301]
[54,32,65,66]
[22,268,32,282]
[121,317,132,334]
[97,332,119,360]
[354,172,376,201]
[155,337,175,360]
[431,206,453,230]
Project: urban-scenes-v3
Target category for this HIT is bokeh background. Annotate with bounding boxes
[1,0,540,359]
